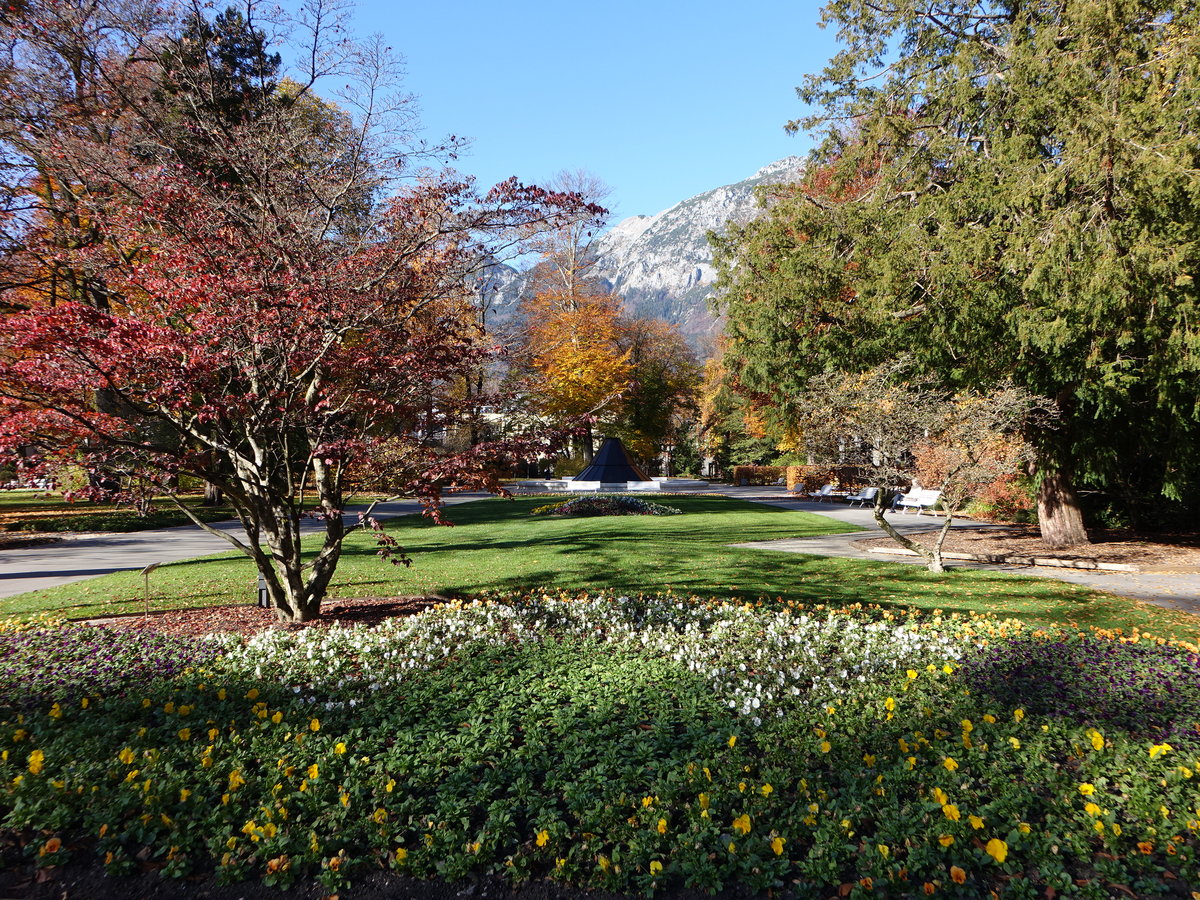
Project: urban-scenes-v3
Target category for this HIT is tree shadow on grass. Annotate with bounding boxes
[329,502,1180,637]
[413,549,1109,615]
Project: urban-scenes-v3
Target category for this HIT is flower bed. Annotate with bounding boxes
[1,595,1197,897]
[529,495,683,517]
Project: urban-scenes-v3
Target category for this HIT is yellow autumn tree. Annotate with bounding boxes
[522,289,632,425]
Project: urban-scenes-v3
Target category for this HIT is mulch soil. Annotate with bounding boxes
[86,596,443,639]
[852,523,1200,570]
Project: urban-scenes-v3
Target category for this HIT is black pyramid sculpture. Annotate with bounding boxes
[572,436,651,483]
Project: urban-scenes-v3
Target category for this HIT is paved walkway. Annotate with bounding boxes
[2,484,1198,618]
[710,485,1200,617]
[0,494,487,601]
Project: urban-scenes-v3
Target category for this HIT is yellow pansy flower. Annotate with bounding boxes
[732,814,751,835]
[649,860,663,874]
[771,836,784,855]
[943,757,959,772]
[986,838,1008,863]
[938,834,954,847]
[969,815,984,830]
[1078,783,1096,796]
[942,804,961,821]
[535,830,549,847]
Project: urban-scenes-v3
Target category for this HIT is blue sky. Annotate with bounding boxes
[345,0,841,221]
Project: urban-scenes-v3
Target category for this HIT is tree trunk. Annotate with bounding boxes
[870,492,950,574]
[203,479,223,506]
[1036,467,1090,549]
[243,492,339,624]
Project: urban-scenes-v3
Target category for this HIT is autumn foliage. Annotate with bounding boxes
[0,0,596,621]
[521,290,632,420]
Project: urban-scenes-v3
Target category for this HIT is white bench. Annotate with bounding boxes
[892,488,942,514]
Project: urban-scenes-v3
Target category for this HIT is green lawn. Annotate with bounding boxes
[5,495,1199,642]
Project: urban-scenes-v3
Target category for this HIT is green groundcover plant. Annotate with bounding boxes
[0,594,1197,898]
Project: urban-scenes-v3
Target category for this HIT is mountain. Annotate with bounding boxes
[592,157,806,350]
[478,157,806,350]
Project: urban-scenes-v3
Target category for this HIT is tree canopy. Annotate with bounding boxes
[0,0,593,620]
[713,0,1200,545]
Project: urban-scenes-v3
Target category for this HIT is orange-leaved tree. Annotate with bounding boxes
[521,289,632,428]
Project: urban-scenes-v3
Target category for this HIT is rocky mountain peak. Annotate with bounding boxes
[592,157,806,351]
[476,158,806,353]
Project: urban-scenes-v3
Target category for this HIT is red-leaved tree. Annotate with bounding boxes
[0,0,598,620]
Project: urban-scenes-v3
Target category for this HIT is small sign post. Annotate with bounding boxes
[256,572,270,609]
